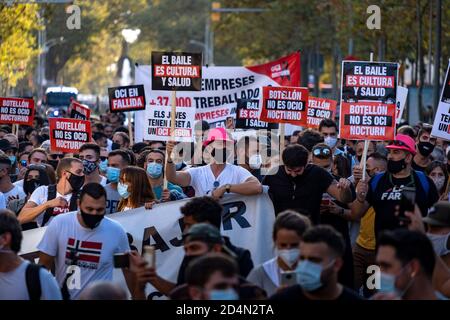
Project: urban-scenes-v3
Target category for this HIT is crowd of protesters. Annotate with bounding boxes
[1,112,450,301]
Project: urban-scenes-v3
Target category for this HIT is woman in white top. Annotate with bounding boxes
[117,166,156,212]
[246,210,311,296]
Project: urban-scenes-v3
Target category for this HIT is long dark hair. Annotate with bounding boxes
[118,166,155,211]
[425,161,449,195]
[23,165,50,195]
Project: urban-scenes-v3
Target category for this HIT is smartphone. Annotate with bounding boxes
[398,187,416,223]
[280,270,298,287]
[143,245,156,268]
[113,253,130,268]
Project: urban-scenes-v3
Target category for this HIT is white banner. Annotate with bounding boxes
[19,191,275,299]
[432,60,450,141]
[396,86,408,122]
[134,53,301,142]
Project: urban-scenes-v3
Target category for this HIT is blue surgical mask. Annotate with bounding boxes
[296,259,334,292]
[106,167,120,183]
[147,162,163,179]
[117,182,130,199]
[99,159,108,172]
[8,155,16,165]
[379,272,397,294]
[277,248,300,268]
[209,288,239,300]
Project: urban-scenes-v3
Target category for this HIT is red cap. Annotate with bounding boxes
[202,127,234,147]
[385,134,416,155]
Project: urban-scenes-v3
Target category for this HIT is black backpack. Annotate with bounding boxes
[25,263,44,300]
[41,185,79,227]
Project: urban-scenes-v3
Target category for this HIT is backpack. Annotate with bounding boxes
[41,185,79,227]
[370,170,430,196]
[25,263,43,300]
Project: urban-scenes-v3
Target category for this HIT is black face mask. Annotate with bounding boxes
[417,141,435,157]
[447,164,450,175]
[111,142,121,150]
[48,159,59,170]
[24,178,40,195]
[67,173,85,191]
[80,210,104,229]
[357,155,362,163]
[347,146,355,156]
[387,158,407,174]
[211,148,229,164]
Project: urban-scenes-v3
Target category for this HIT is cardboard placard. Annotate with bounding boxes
[108,85,146,113]
[49,118,91,153]
[68,100,90,120]
[0,97,35,126]
[431,61,450,141]
[305,97,337,129]
[151,52,202,91]
[339,61,398,140]
[235,99,278,130]
[259,86,309,126]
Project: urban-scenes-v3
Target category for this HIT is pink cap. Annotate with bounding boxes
[385,134,416,155]
[202,127,234,147]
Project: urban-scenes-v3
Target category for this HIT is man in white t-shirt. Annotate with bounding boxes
[37,183,131,300]
[0,210,61,300]
[0,154,26,206]
[166,128,263,198]
[18,158,85,227]
[79,143,107,186]
[104,150,131,214]
[14,148,49,189]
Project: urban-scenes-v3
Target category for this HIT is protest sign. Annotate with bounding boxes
[235,99,278,130]
[259,86,309,126]
[431,61,450,141]
[151,52,202,91]
[68,100,90,120]
[20,190,275,300]
[108,85,146,113]
[305,97,337,129]
[135,52,301,141]
[0,97,34,126]
[339,61,398,140]
[49,118,91,153]
[396,86,408,122]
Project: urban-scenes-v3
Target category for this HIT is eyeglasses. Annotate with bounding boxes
[50,154,64,160]
[312,147,332,158]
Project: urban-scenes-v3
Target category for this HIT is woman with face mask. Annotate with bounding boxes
[425,161,449,201]
[117,166,156,212]
[143,149,186,202]
[246,210,311,296]
[8,165,50,230]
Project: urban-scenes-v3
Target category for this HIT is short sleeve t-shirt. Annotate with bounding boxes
[0,260,62,300]
[104,183,121,215]
[366,171,439,237]
[0,192,6,210]
[186,163,254,196]
[3,185,26,207]
[28,185,73,227]
[37,211,130,300]
[269,284,363,301]
[263,164,334,224]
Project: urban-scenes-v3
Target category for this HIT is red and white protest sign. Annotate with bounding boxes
[305,97,337,129]
[49,118,91,153]
[0,97,34,126]
[339,61,398,140]
[68,100,90,120]
[259,86,309,126]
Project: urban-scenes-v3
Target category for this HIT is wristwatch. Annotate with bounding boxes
[225,184,232,193]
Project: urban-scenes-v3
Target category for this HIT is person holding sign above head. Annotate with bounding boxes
[412,125,436,172]
[78,143,107,187]
[18,158,85,227]
[116,166,156,212]
[143,149,185,202]
[352,134,439,240]
[166,128,263,199]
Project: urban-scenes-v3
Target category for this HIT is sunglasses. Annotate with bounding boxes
[312,147,332,158]
[49,154,64,160]
[388,140,408,148]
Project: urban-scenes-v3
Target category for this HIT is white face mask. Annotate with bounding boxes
[276,248,300,267]
[427,233,450,256]
[431,176,446,191]
[249,154,262,170]
[324,136,338,149]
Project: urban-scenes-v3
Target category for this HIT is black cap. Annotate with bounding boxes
[0,139,13,152]
[132,142,148,154]
[183,223,223,244]
[423,202,450,227]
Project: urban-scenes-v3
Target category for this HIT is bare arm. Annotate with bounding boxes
[38,252,55,272]
[18,197,67,224]
[165,160,191,187]
[228,177,263,195]
[327,178,353,204]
